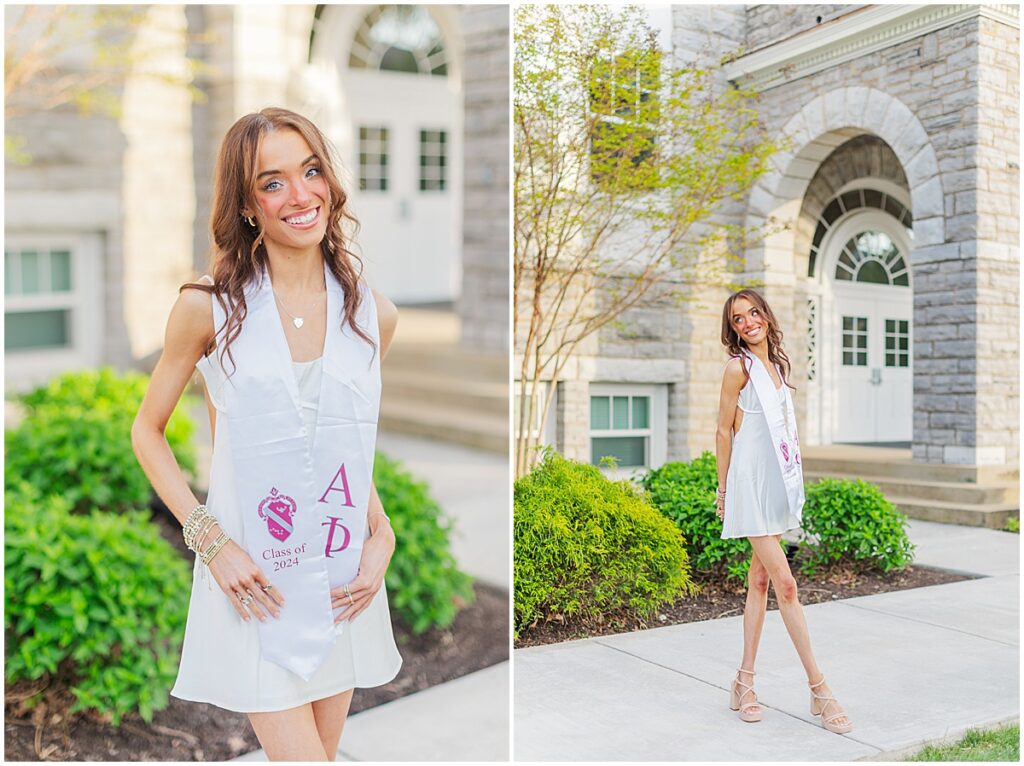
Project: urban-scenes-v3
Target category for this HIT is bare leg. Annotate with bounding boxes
[248,703,329,761]
[747,535,850,729]
[733,549,770,715]
[311,688,356,761]
[740,548,770,672]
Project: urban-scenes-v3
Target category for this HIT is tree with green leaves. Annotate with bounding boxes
[4,5,206,161]
[514,4,782,476]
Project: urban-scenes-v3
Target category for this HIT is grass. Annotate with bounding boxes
[907,724,1019,761]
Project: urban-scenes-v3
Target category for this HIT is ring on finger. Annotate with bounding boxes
[238,591,254,606]
[343,583,351,598]
[261,583,274,592]
[347,593,355,606]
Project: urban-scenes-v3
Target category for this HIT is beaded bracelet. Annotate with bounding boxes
[201,532,230,565]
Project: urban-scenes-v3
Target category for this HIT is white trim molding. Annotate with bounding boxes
[725,5,1020,92]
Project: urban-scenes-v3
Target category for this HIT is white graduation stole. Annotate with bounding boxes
[742,350,805,522]
[217,262,379,680]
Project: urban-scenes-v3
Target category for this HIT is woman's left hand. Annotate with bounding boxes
[330,515,395,624]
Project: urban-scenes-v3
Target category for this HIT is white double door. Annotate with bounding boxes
[343,70,459,304]
[834,287,912,443]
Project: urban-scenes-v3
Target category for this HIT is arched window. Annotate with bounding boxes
[808,188,912,278]
[834,230,909,286]
[348,5,448,76]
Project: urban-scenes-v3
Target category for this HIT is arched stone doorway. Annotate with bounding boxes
[742,88,943,451]
[308,4,462,304]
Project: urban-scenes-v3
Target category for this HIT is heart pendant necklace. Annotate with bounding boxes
[274,287,324,330]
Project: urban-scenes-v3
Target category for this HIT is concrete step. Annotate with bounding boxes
[802,446,1019,484]
[379,399,508,454]
[383,344,508,380]
[383,372,507,417]
[886,496,1019,529]
[804,471,1020,506]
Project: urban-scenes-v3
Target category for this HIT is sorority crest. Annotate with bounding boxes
[257,487,298,541]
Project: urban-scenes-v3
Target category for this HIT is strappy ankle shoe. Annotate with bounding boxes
[808,676,853,734]
[729,668,762,722]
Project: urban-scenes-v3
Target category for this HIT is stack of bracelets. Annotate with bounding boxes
[183,504,230,589]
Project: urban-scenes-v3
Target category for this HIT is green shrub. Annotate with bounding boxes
[374,452,475,634]
[6,367,197,513]
[4,481,191,725]
[1005,516,1019,534]
[643,452,755,584]
[798,478,915,576]
[514,451,695,637]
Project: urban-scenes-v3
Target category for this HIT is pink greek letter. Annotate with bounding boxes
[322,516,351,558]
[318,463,355,507]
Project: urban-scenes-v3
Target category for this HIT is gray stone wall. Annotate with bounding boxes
[972,15,1020,464]
[745,5,859,50]
[746,13,1019,465]
[458,4,509,354]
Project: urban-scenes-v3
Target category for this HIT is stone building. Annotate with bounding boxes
[5,4,509,392]
[536,5,1019,525]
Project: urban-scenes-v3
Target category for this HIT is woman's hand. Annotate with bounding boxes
[330,515,395,624]
[206,535,286,623]
[715,489,726,521]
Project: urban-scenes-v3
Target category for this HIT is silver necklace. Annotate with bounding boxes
[274,288,324,329]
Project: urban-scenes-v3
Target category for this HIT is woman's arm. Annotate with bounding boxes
[330,289,399,623]
[131,287,214,523]
[715,357,745,516]
[131,286,284,623]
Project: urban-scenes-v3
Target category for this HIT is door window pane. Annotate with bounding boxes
[359,126,389,191]
[842,315,868,366]
[419,129,446,191]
[884,318,910,368]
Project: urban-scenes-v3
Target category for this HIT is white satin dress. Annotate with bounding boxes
[170,355,402,713]
[720,379,801,539]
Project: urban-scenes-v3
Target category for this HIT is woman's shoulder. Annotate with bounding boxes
[723,355,747,378]
[171,275,216,348]
[370,287,398,350]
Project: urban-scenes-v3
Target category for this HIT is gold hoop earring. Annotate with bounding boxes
[244,214,256,228]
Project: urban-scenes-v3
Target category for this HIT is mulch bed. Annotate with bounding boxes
[5,504,509,762]
[515,554,976,649]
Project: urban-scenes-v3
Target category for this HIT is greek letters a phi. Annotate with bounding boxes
[319,463,355,558]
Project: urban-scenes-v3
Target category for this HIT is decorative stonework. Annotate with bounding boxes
[727,4,1020,92]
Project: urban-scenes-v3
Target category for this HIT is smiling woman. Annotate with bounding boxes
[131,108,402,761]
[714,288,851,735]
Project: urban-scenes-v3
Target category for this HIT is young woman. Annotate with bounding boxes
[132,107,402,760]
[714,288,851,735]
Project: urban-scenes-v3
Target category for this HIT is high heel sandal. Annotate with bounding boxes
[808,676,853,734]
[729,668,762,722]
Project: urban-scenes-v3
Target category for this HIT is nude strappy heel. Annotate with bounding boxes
[809,675,853,734]
[729,668,762,722]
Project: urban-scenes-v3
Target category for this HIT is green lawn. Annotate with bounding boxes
[907,724,1019,761]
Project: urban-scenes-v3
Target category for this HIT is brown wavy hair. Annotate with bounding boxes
[181,107,372,375]
[720,288,795,390]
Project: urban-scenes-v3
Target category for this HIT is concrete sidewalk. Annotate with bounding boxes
[235,662,510,762]
[515,519,1020,761]
[377,430,509,589]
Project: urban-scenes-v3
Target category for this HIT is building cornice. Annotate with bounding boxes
[724,4,1020,92]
